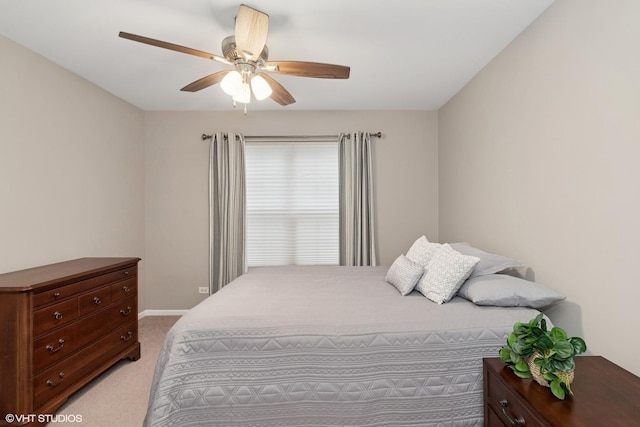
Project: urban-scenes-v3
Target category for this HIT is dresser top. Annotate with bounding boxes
[0,257,140,292]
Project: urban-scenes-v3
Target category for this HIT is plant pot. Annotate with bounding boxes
[527,351,574,387]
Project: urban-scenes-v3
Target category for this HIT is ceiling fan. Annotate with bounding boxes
[119,4,350,109]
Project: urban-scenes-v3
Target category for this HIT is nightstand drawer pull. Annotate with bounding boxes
[121,331,133,341]
[93,296,102,305]
[120,306,133,316]
[500,399,526,426]
[53,311,63,320]
[122,285,130,293]
[46,372,65,387]
[45,338,65,353]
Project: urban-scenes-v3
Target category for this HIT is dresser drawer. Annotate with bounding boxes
[33,266,137,308]
[32,296,138,373]
[33,298,78,336]
[78,285,112,316]
[110,277,137,301]
[33,284,79,308]
[485,367,544,427]
[33,329,74,374]
[33,320,138,409]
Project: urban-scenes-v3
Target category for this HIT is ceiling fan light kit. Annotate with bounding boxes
[119,4,350,111]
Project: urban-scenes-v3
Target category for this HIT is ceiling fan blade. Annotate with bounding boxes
[264,61,350,79]
[119,31,230,65]
[259,73,296,106]
[181,70,231,92]
[234,4,269,61]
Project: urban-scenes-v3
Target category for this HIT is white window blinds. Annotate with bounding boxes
[245,141,339,266]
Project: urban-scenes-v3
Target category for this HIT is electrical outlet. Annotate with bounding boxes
[198,287,209,294]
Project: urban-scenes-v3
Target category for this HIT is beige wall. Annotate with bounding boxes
[0,36,147,308]
[144,110,438,309]
[439,0,640,375]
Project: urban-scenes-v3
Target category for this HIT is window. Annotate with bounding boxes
[245,142,339,266]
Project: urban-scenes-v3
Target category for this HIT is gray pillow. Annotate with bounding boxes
[449,242,523,279]
[385,255,424,295]
[457,274,566,308]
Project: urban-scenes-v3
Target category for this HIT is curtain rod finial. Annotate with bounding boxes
[202,133,213,141]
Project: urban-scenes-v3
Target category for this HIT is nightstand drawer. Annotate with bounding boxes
[486,405,510,427]
[485,365,544,427]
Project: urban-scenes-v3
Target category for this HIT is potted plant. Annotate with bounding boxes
[499,313,587,399]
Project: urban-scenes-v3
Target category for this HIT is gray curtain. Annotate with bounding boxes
[338,132,377,266]
[209,132,246,292]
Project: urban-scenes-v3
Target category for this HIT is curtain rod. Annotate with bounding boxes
[201,132,382,141]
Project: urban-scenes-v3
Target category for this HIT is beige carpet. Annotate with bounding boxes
[54,316,180,427]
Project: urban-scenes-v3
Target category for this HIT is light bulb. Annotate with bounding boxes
[220,71,242,96]
[232,82,251,104]
[250,75,273,100]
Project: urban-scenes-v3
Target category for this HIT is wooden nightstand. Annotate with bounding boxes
[483,356,640,426]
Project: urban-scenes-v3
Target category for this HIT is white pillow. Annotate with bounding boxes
[457,274,566,308]
[385,255,424,295]
[406,235,441,267]
[415,244,480,304]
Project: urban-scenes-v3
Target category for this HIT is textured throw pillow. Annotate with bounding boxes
[415,244,480,304]
[449,242,523,279]
[457,274,566,308]
[385,255,424,295]
[406,236,441,267]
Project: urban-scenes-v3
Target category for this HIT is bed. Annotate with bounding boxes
[144,265,548,426]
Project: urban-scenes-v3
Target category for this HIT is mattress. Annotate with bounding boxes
[144,266,542,426]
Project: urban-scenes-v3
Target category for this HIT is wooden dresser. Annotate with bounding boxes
[484,356,640,426]
[0,258,141,426]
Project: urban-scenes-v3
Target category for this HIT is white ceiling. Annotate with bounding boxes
[0,0,553,112]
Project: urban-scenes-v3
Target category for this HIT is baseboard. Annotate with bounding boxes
[138,309,189,319]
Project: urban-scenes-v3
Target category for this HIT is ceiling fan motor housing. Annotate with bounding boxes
[222,36,269,64]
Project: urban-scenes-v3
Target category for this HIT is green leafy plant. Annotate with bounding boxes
[499,313,587,399]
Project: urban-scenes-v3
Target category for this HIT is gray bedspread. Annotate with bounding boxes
[144,266,541,427]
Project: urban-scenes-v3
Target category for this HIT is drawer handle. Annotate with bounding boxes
[53,292,61,298]
[120,306,133,316]
[45,338,65,353]
[500,399,526,426]
[124,271,130,276]
[122,285,131,293]
[93,296,102,305]
[53,311,63,320]
[46,372,65,387]
[121,331,133,341]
